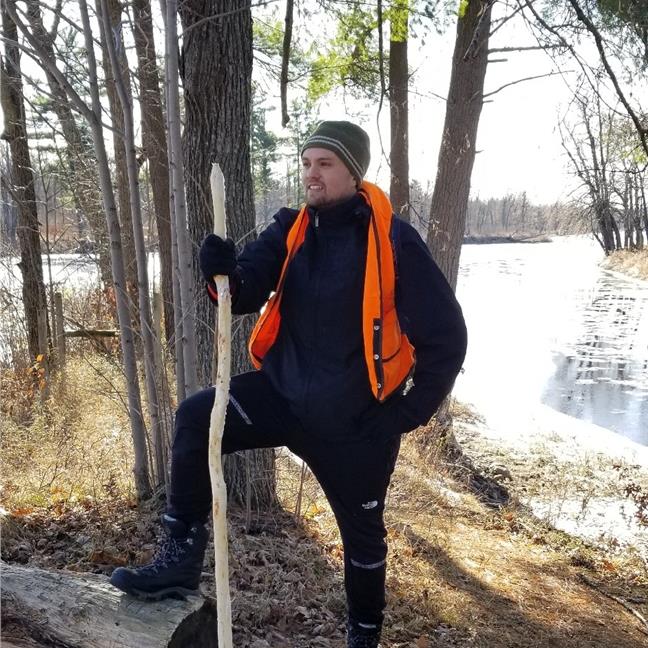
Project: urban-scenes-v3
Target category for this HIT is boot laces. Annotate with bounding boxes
[141,535,188,573]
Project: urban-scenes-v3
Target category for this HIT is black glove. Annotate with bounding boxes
[358,396,419,441]
[200,234,237,281]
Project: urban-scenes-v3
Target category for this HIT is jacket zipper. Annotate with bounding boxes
[302,221,322,419]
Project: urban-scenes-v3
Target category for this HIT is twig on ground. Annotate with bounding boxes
[578,573,648,636]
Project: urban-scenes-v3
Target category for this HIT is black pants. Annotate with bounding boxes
[168,370,400,628]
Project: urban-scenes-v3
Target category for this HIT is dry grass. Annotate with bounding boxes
[603,248,648,281]
[1,355,136,508]
[1,361,647,647]
[271,433,648,647]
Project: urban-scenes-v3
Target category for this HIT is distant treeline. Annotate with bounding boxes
[0,174,581,256]
[463,193,582,237]
[407,185,581,240]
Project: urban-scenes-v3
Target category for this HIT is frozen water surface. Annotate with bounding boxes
[455,235,647,446]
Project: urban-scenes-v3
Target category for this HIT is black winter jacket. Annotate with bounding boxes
[228,193,467,441]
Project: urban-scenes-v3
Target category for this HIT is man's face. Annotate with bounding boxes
[302,147,358,208]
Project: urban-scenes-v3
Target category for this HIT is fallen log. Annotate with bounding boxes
[1,562,218,648]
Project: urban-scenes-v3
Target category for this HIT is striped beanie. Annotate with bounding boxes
[301,121,370,183]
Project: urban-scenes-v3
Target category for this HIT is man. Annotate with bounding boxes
[110,121,467,648]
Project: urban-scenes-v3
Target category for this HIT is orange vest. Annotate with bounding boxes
[248,181,415,402]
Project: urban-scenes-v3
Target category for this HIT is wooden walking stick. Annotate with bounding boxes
[208,163,233,647]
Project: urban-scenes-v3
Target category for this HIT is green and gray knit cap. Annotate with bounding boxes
[301,121,371,183]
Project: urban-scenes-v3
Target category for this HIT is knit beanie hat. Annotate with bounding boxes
[301,121,371,183]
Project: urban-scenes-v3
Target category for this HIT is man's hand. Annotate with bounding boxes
[358,396,419,441]
[200,234,237,281]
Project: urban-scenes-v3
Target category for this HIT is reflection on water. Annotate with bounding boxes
[542,272,648,444]
[456,236,648,447]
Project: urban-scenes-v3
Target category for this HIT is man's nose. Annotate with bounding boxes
[305,165,319,180]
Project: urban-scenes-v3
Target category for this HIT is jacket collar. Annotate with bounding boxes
[306,193,370,227]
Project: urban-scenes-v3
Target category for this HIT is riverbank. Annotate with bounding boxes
[602,248,648,281]
[463,233,551,244]
[453,400,648,554]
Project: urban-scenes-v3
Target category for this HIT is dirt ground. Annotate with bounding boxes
[2,416,647,647]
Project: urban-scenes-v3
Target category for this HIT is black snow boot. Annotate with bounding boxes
[110,514,208,600]
[347,620,381,648]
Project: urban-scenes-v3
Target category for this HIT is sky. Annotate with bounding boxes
[405,8,577,205]
[260,2,642,206]
[3,1,644,207]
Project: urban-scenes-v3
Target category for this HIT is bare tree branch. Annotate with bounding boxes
[280,0,293,127]
[488,44,559,52]
[2,1,93,123]
[464,0,497,61]
[483,69,567,98]
[489,0,527,38]
[17,0,103,52]
[48,0,63,39]
[517,0,593,85]
[566,0,648,158]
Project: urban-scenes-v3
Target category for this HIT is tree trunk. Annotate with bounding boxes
[97,0,140,328]
[640,174,648,244]
[166,0,198,398]
[180,0,276,510]
[1,562,218,648]
[24,0,112,288]
[223,316,277,512]
[133,0,175,347]
[101,0,167,488]
[389,0,410,221]
[78,0,151,500]
[422,0,491,450]
[1,1,49,362]
[426,0,492,291]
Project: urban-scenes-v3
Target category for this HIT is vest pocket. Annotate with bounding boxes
[381,307,402,361]
[378,308,415,400]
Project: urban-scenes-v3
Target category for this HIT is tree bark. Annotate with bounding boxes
[101,0,167,487]
[133,0,175,346]
[640,175,648,244]
[23,0,112,288]
[166,0,198,398]
[97,0,140,327]
[1,562,218,648]
[180,0,276,510]
[389,0,410,221]
[426,0,492,291]
[422,0,492,446]
[78,0,151,499]
[1,1,49,362]
[280,0,294,127]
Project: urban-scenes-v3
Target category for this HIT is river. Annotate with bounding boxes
[454,235,648,447]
